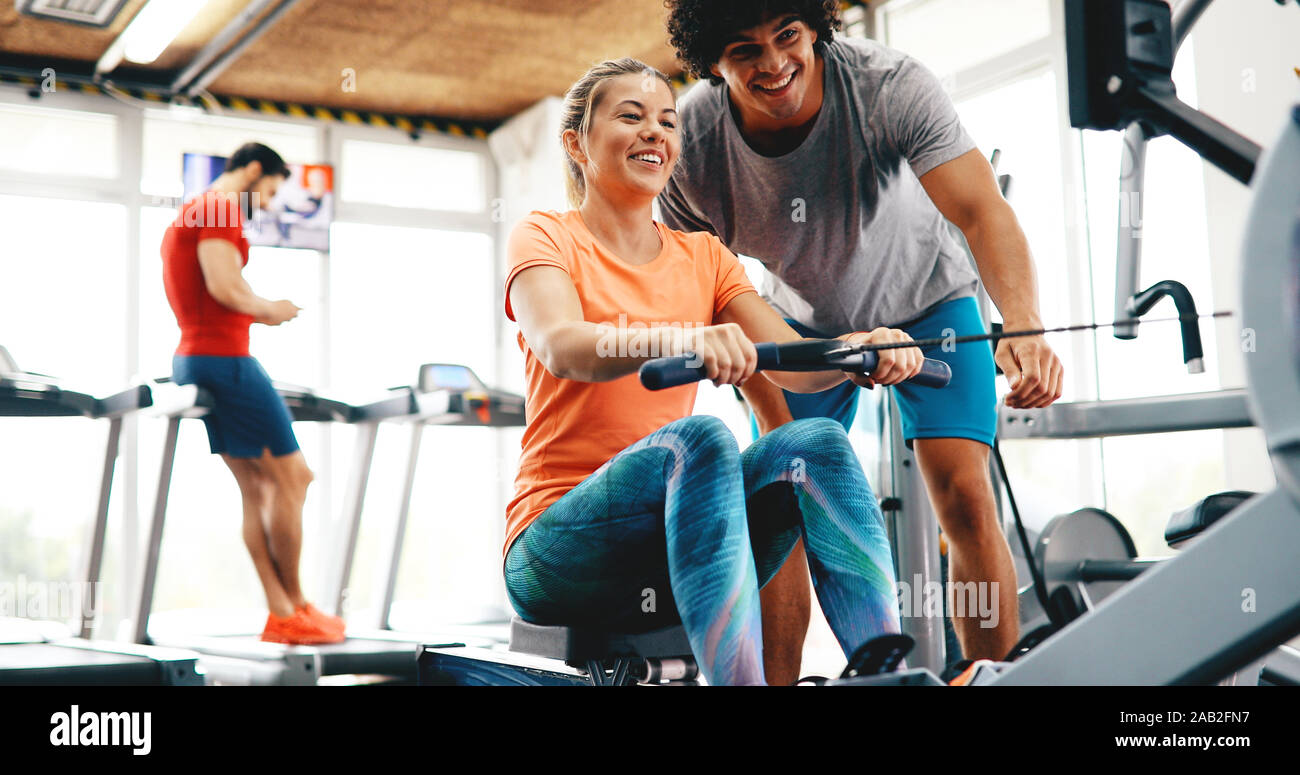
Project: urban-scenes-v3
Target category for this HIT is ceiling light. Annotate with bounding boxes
[120,0,209,64]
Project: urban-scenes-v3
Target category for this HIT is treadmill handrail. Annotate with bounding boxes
[274,385,357,423]
[93,384,153,419]
[144,382,214,418]
[351,390,420,423]
[0,377,99,417]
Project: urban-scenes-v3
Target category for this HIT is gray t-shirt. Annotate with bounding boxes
[659,36,979,333]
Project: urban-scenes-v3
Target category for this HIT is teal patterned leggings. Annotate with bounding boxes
[504,416,900,685]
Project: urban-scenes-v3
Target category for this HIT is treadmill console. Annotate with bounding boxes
[418,363,483,394]
[415,363,525,427]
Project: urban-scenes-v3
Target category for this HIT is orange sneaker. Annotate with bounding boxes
[261,610,344,645]
[298,603,346,639]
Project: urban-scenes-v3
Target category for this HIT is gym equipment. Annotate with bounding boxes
[420,620,701,686]
[1027,491,1253,624]
[418,342,954,685]
[638,338,954,391]
[419,618,925,686]
[906,0,1298,682]
[130,364,521,685]
[327,362,524,634]
[1065,0,1262,184]
[983,0,1300,684]
[0,348,203,685]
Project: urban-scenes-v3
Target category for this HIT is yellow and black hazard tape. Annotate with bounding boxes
[0,71,497,139]
[207,94,494,138]
[0,71,169,103]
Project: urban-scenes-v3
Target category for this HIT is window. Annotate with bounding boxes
[0,195,127,626]
[956,70,1081,395]
[0,195,127,387]
[338,140,486,212]
[328,223,495,391]
[0,103,118,179]
[1082,40,1220,401]
[879,0,1051,79]
[140,109,319,198]
[327,222,499,623]
[1076,38,1232,554]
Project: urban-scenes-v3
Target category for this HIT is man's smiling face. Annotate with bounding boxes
[710,13,820,124]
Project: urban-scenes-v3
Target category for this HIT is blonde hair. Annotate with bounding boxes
[560,58,675,208]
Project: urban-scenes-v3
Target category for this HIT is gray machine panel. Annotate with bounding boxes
[998,389,1251,440]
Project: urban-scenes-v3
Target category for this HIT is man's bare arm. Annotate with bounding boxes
[738,375,795,434]
[919,148,1063,408]
[197,239,299,325]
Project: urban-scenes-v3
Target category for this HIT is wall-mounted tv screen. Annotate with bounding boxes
[182,152,333,252]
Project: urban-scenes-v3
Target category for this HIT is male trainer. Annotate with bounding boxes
[161,142,343,644]
[659,1,1064,681]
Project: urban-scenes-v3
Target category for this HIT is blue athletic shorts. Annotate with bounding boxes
[752,296,998,448]
[172,355,300,459]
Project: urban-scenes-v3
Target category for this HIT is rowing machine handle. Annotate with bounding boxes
[640,343,952,391]
[857,351,952,389]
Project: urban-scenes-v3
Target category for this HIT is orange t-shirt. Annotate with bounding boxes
[502,209,756,557]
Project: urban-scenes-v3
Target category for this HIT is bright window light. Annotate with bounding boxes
[121,0,208,65]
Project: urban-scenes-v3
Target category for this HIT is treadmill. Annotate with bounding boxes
[330,363,525,643]
[0,346,203,686]
[131,369,519,684]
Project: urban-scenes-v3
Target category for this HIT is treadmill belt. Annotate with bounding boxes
[212,634,419,677]
[0,644,166,686]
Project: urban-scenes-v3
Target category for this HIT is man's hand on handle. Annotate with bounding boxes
[840,328,924,389]
[996,333,1063,408]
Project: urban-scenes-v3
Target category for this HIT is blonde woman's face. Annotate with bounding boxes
[575,73,680,201]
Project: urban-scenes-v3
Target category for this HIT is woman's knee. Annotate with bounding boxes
[656,415,740,470]
[756,417,859,472]
[777,417,852,448]
[660,414,736,448]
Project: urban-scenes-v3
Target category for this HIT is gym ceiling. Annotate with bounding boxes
[0,0,687,123]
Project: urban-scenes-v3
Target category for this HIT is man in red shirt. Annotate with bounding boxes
[161,142,342,644]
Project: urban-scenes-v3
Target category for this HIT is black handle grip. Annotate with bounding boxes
[857,352,952,388]
[639,343,951,390]
[639,343,779,391]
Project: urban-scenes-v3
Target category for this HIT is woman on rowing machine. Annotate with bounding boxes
[503,58,924,685]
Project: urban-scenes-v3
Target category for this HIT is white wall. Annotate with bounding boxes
[1191,1,1300,492]
[488,96,568,396]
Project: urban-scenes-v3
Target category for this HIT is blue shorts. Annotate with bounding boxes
[172,355,300,459]
[753,296,997,448]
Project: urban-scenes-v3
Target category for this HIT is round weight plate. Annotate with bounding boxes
[1035,508,1137,611]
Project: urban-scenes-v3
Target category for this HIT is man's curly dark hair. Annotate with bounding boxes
[665,0,842,84]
